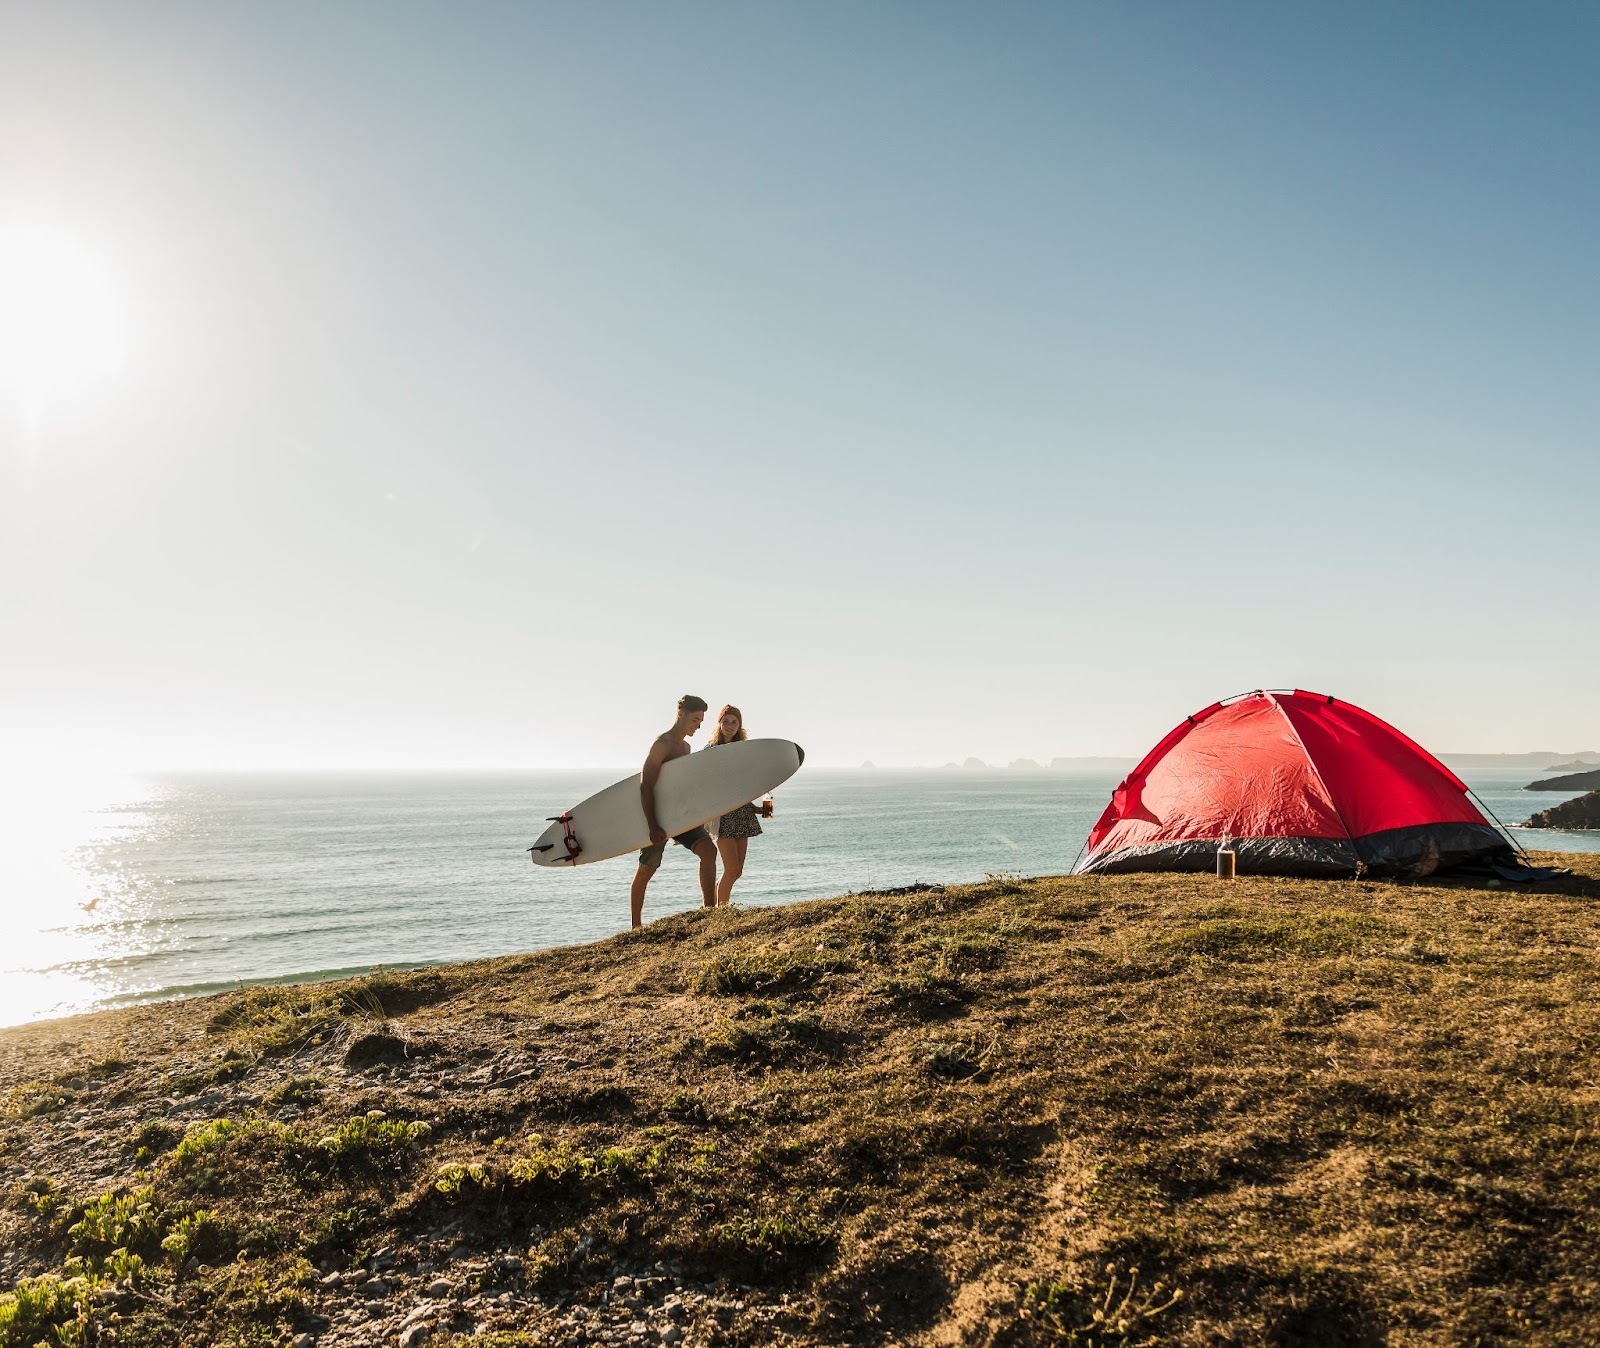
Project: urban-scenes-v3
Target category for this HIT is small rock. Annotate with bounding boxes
[399,1325,431,1348]
[400,1304,436,1330]
[426,1278,452,1298]
[294,1336,316,1348]
[321,1272,344,1288]
[613,1276,634,1291]
[346,1027,411,1069]
[661,1327,683,1345]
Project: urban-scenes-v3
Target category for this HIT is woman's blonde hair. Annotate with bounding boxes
[708,704,747,746]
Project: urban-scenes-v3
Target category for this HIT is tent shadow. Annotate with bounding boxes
[1429,862,1600,902]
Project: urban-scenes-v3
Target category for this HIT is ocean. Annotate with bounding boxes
[2,766,1594,1029]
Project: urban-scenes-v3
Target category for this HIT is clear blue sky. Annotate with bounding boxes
[1,2,1596,769]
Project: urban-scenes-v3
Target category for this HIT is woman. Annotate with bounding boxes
[707,704,764,906]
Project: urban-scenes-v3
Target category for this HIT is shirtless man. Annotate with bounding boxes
[631,694,718,928]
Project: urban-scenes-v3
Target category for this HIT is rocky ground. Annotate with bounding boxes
[0,1019,818,1348]
[293,1253,790,1347]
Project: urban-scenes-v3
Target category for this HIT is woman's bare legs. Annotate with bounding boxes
[715,835,747,906]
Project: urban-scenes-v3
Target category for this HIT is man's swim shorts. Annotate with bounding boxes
[638,825,710,870]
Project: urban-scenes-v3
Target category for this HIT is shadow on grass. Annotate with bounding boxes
[1430,864,1600,902]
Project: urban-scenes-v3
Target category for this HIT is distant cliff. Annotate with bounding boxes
[1525,770,1600,792]
[1048,756,1137,771]
[1525,791,1600,830]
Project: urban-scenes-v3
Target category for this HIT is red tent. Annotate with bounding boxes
[1076,690,1509,879]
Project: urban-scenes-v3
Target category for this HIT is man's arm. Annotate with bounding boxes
[641,742,668,846]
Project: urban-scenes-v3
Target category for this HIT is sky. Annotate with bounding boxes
[1,1,1597,771]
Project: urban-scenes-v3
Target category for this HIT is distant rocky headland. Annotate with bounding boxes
[1525,770,1600,793]
[1441,752,1600,772]
[1525,791,1600,830]
[935,757,1136,771]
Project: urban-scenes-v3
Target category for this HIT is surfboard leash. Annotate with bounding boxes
[527,811,583,865]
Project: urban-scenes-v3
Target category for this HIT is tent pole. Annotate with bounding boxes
[1269,694,1364,877]
[1467,787,1535,865]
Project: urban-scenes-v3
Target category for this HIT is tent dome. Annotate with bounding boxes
[1075,690,1509,879]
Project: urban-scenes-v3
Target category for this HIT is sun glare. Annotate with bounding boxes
[0,218,128,423]
[0,766,158,1026]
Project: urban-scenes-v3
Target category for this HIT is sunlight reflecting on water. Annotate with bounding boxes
[0,771,164,1024]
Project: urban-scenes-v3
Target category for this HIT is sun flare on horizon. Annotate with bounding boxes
[0,217,129,428]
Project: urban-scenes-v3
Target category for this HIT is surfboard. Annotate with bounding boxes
[529,738,805,868]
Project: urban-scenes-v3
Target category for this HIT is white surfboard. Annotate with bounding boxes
[529,738,805,868]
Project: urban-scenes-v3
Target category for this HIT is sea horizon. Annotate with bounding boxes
[19,749,1600,775]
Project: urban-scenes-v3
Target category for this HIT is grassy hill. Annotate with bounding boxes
[4,855,1600,1347]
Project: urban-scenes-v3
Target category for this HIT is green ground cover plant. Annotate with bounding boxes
[0,1272,96,1348]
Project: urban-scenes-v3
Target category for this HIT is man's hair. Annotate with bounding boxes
[678,694,708,714]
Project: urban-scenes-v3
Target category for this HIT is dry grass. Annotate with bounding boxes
[2,854,1600,1345]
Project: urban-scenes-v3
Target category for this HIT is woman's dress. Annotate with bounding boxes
[717,802,763,838]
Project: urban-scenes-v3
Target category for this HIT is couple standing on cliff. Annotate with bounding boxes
[630,694,767,929]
